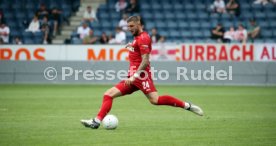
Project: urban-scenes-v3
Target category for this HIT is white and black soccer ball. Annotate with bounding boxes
[102,115,118,130]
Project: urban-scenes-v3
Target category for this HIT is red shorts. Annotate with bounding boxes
[115,77,157,95]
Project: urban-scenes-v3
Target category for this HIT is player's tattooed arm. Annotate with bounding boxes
[137,53,150,72]
[125,54,149,86]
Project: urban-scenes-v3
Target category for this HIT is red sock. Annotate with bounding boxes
[97,95,113,121]
[157,95,185,108]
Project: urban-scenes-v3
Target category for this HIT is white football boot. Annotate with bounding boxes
[80,118,100,129]
[187,103,204,116]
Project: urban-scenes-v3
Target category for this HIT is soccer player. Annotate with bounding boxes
[81,16,203,129]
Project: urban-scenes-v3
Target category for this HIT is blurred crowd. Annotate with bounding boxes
[0,0,274,44]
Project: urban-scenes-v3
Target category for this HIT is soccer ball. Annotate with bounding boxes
[102,115,118,130]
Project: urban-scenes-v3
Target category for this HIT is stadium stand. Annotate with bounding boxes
[0,0,275,44]
[0,0,80,44]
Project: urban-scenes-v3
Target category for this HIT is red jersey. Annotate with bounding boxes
[127,31,152,78]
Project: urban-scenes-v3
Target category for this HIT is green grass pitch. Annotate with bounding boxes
[0,85,276,146]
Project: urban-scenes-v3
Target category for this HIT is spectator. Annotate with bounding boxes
[13,36,23,44]
[226,0,240,16]
[77,22,91,40]
[40,16,51,44]
[211,0,226,13]
[235,24,247,43]
[0,38,4,44]
[118,13,128,31]
[151,28,161,43]
[109,27,126,44]
[83,30,98,44]
[125,0,139,14]
[115,0,128,12]
[26,15,40,33]
[51,7,62,36]
[248,19,261,42]
[0,23,10,43]
[83,6,97,24]
[158,36,166,43]
[211,23,225,42]
[0,9,4,24]
[108,34,115,44]
[36,3,50,20]
[223,26,236,43]
[253,0,269,5]
[100,32,109,44]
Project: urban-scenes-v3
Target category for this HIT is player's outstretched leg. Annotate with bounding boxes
[146,92,203,116]
[81,87,122,129]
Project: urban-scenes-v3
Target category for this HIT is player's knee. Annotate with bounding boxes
[149,97,158,105]
[104,87,121,98]
[104,89,115,98]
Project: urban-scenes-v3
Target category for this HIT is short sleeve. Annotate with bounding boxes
[138,35,151,55]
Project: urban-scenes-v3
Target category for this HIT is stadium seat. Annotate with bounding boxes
[71,38,82,44]
[194,38,205,43]
[156,21,166,29]
[192,30,204,39]
[93,30,102,37]
[90,22,101,29]
[270,21,276,28]
[175,12,186,19]
[259,21,270,29]
[198,13,209,20]
[23,31,33,39]
[167,21,178,29]
[178,21,189,29]
[196,3,206,9]
[273,30,276,37]
[169,30,181,38]
[184,4,194,10]
[266,13,276,19]
[240,3,251,10]
[98,13,110,20]
[110,13,121,20]
[265,39,275,43]
[186,13,197,20]
[4,12,14,20]
[183,39,194,43]
[71,31,79,39]
[254,39,265,43]
[252,4,263,11]
[101,21,112,29]
[181,31,192,38]
[254,12,266,20]
[98,4,108,12]
[163,4,173,11]
[159,31,169,38]
[205,39,217,43]
[189,21,201,29]
[224,21,233,29]
[201,22,212,29]
[221,13,232,20]
[141,3,151,10]
[141,11,153,20]
[152,3,162,10]
[173,3,183,11]
[210,13,220,19]
[10,29,21,38]
[145,21,155,31]
[262,30,273,38]
[24,38,35,44]
[164,13,175,20]
[153,12,164,20]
